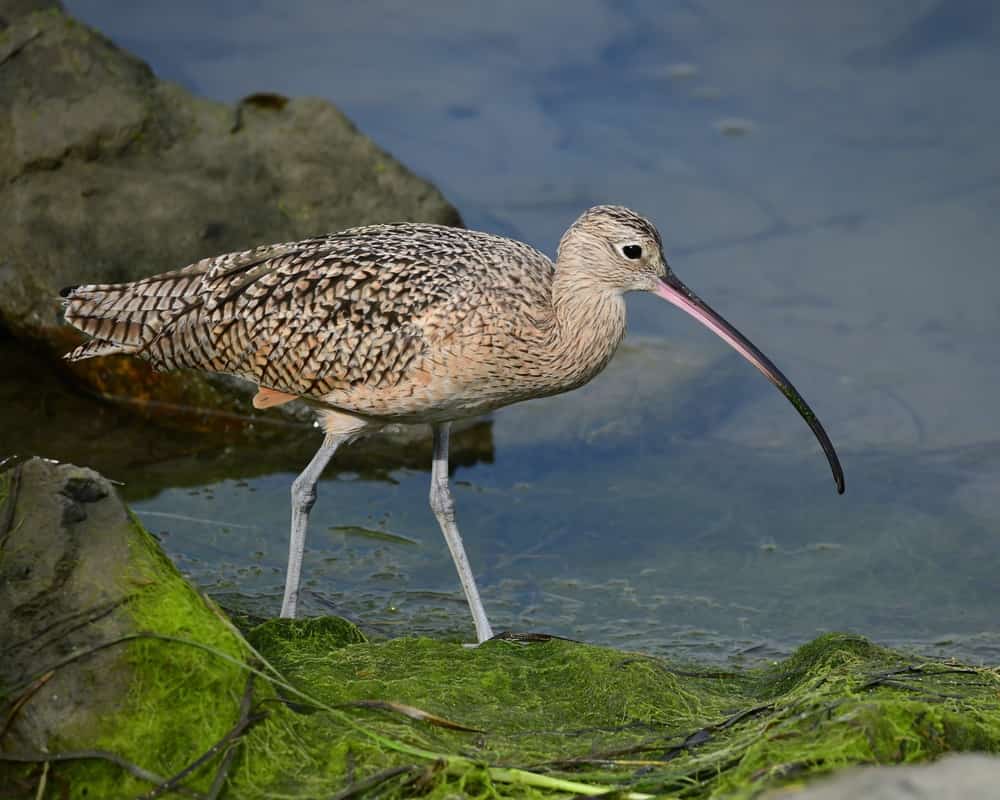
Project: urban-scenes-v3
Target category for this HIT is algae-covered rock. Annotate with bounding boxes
[0,458,133,750]
[3,458,999,799]
[0,457,250,796]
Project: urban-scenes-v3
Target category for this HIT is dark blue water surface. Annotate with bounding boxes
[63,1,1000,662]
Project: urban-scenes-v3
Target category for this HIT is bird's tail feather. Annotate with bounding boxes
[63,337,135,362]
[60,241,307,365]
[60,266,206,362]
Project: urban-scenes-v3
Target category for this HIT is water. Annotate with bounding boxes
[16,1,1000,663]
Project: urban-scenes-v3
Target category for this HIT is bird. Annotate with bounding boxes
[60,205,844,644]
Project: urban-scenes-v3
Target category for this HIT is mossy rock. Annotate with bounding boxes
[0,458,251,797]
[2,458,1000,798]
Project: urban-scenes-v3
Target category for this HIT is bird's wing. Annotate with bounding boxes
[62,224,550,400]
[62,241,308,363]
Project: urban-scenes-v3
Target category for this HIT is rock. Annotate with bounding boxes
[761,754,1000,799]
[0,458,135,750]
[0,0,60,26]
[0,3,458,336]
[0,456,250,795]
[0,1,459,428]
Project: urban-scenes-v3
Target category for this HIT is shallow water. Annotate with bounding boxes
[14,1,1000,663]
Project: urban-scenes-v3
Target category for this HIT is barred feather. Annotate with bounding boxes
[60,210,658,423]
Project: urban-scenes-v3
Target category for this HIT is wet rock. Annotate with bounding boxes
[0,0,459,429]
[761,753,1000,799]
[0,458,137,751]
[0,456,249,795]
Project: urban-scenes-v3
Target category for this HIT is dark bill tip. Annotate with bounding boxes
[653,275,845,495]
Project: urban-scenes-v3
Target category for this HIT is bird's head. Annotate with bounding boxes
[558,204,845,495]
[557,205,668,293]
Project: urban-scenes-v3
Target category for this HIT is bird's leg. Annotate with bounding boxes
[429,422,495,644]
[281,432,346,618]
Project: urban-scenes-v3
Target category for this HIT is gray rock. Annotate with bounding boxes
[761,753,1000,799]
[0,457,135,750]
[0,0,60,26]
[0,1,459,430]
[0,2,459,339]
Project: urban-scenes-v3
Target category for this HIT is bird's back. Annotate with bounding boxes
[62,223,558,421]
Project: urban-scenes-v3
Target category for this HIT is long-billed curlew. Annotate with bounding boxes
[61,206,844,643]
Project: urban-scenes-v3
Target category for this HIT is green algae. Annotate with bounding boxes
[54,518,252,798]
[6,502,1000,798]
[228,623,1000,798]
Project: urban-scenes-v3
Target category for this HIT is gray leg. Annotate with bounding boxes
[280,433,346,618]
[429,422,494,643]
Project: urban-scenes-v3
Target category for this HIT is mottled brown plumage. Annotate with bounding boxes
[61,205,843,641]
[63,206,657,427]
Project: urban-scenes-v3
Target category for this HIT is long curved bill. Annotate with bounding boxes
[653,273,845,494]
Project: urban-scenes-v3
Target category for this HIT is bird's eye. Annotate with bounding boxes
[622,244,642,260]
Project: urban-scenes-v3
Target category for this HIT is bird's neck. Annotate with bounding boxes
[548,268,627,390]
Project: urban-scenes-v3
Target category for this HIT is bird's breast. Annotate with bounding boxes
[311,288,626,423]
